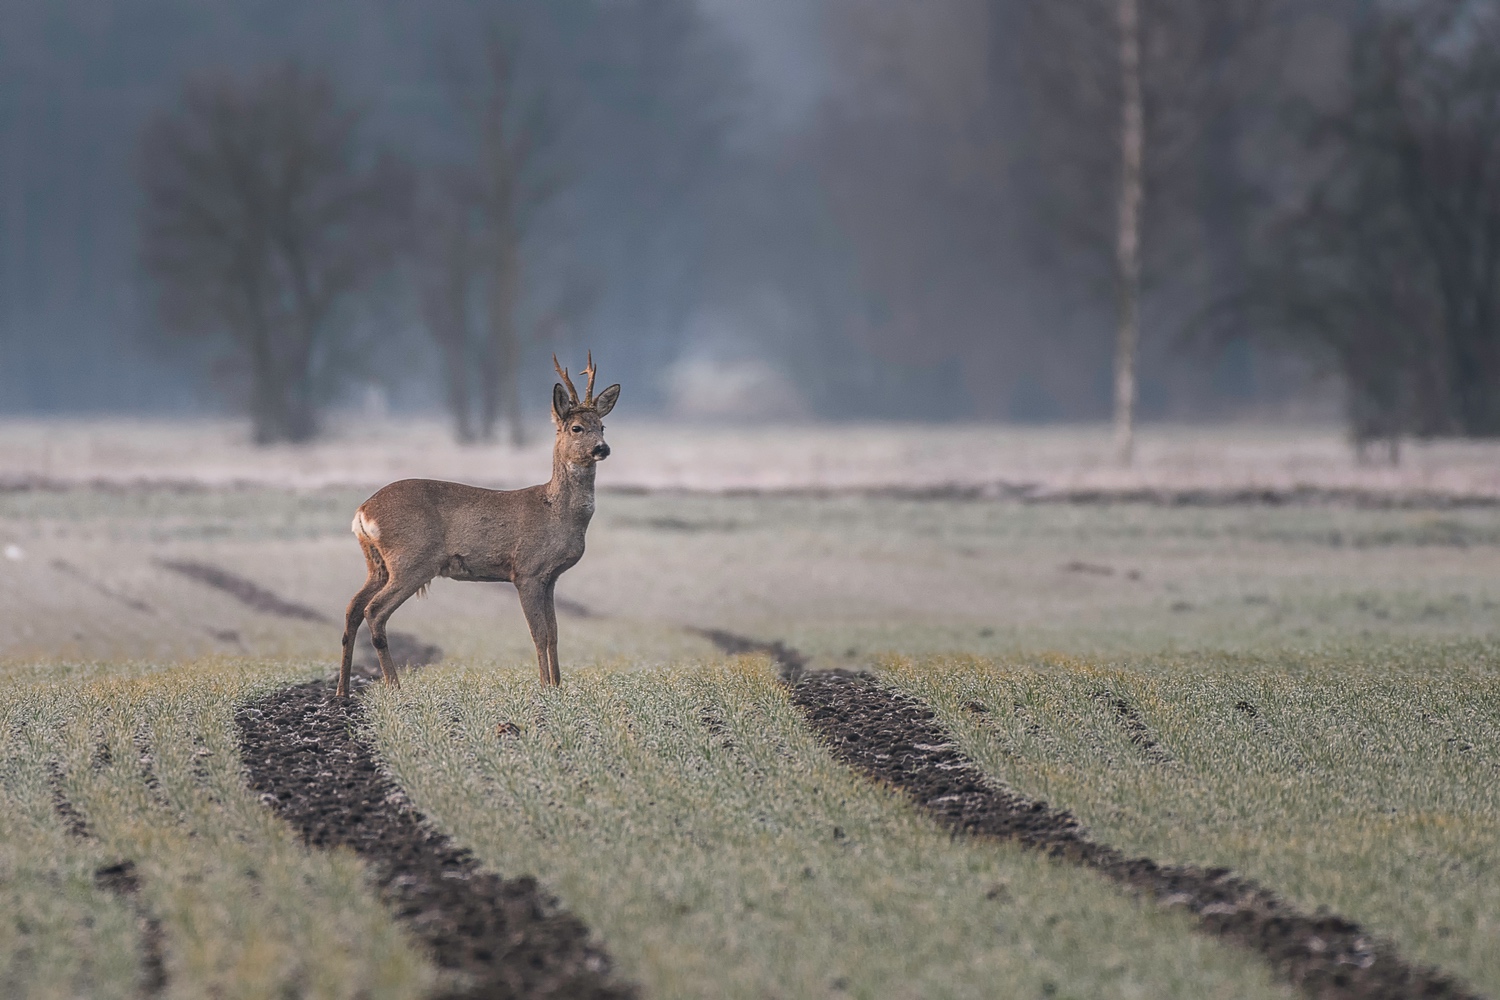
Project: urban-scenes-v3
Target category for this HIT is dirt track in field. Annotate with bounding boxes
[159,559,442,674]
[187,550,1480,998]
[237,679,634,1000]
[46,762,169,997]
[699,631,1485,1000]
[183,560,630,997]
[157,559,329,622]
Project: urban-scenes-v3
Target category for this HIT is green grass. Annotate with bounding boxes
[4,486,1500,996]
[0,659,436,1000]
[366,658,1294,1000]
[885,647,1500,995]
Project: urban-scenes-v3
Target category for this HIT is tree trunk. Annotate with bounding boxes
[244,303,315,445]
[250,368,317,444]
[477,334,501,442]
[422,224,477,443]
[439,331,475,443]
[1114,0,1144,465]
[485,237,525,448]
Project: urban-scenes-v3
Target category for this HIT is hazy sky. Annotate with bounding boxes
[0,0,1329,423]
[700,0,827,133]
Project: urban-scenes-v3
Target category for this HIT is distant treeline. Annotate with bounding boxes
[4,0,1500,449]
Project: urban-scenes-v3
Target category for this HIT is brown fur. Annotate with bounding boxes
[336,366,620,696]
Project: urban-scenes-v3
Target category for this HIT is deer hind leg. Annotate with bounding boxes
[516,578,559,687]
[337,548,389,698]
[337,576,383,697]
[363,569,431,690]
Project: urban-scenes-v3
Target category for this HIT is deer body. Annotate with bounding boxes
[336,356,619,696]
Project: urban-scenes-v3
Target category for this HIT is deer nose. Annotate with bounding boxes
[592,442,610,460]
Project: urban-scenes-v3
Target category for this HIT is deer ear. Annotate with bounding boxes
[592,383,621,417]
[552,383,572,424]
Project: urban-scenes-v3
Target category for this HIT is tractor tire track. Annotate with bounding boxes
[156,559,328,622]
[51,557,242,645]
[1091,688,1175,765]
[46,760,169,997]
[236,679,634,1000]
[93,861,170,997]
[158,558,441,677]
[699,630,1483,1000]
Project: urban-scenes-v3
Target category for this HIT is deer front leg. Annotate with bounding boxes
[516,578,559,686]
[544,580,561,686]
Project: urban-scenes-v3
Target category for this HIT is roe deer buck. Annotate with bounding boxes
[336,354,620,697]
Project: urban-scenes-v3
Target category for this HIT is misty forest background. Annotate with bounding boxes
[4,0,1500,453]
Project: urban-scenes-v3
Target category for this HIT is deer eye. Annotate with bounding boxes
[571,425,583,433]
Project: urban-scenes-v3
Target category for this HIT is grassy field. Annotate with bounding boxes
[6,487,1500,664]
[365,659,1293,1000]
[887,648,1500,994]
[1,476,1497,997]
[0,658,435,1000]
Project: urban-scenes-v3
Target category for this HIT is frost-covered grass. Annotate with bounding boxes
[6,488,1500,665]
[886,648,1500,996]
[0,659,435,1000]
[7,417,1500,496]
[367,658,1293,1000]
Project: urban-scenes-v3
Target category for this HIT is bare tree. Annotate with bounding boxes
[1258,0,1500,448]
[811,1,1026,413]
[1019,0,1288,462]
[1114,0,1145,463]
[809,0,1286,426]
[434,32,563,448]
[413,173,480,443]
[413,158,594,446]
[138,62,410,443]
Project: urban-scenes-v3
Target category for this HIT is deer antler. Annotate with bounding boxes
[581,351,597,406]
[552,353,580,404]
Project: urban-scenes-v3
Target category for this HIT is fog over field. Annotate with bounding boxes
[1,0,1335,427]
[5,4,1500,998]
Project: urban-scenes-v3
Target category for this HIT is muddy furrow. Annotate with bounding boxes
[699,631,1483,1000]
[47,761,169,997]
[236,679,634,1000]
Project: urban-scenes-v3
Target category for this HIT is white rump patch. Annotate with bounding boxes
[352,511,380,541]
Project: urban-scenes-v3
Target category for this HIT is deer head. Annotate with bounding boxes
[552,352,620,466]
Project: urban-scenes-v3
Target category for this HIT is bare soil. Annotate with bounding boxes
[236,679,635,1000]
[699,630,1483,1000]
[156,562,623,995]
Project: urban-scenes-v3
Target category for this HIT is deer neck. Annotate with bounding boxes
[546,448,597,518]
